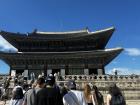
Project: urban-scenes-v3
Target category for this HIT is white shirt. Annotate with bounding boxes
[0,86,4,95]
[63,90,87,105]
[9,99,24,105]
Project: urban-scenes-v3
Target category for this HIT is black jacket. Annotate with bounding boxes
[34,87,63,105]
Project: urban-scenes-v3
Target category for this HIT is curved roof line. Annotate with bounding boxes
[36,28,88,35]
[90,27,115,34]
[16,47,123,54]
[0,27,115,36]
[0,47,123,67]
[34,27,115,35]
[0,30,27,36]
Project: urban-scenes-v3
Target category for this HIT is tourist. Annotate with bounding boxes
[22,77,45,105]
[92,85,104,105]
[48,73,60,92]
[4,76,11,90]
[58,82,68,97]
[9,87,24,105]
[30,72,35,84]
[63,80,87,105]
[14,75,18,86]
[34,75,63,105]
[22,84,29,95]
[83,83,98,105]
[60,86,68,97]
[12,81,23,94]
[0,84,4,100]
[106,83,126,105]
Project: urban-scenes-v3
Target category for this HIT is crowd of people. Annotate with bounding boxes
[0,73,126,105]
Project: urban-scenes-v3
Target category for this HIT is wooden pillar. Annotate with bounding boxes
[9,66,12,76]
[44,64,47,77]
[65,65,69,75]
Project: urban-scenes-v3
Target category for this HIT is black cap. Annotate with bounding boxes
[46,74,55,86]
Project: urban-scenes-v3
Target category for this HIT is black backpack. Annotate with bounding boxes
[97,92,104,105]
[0,88,1,96]
[111,94,126,105]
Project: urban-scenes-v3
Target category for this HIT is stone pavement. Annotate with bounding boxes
[0,100,10,105]
[0,100,140,105]
[126,100,140,105]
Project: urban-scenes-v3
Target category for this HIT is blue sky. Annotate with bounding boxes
[0,0,140,75]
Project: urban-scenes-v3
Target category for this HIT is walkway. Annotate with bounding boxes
[0,100,140,105]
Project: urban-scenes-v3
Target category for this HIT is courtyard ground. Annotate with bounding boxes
[0,100,140,105]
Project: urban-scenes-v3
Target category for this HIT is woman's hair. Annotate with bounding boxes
[12,87,24,99]
[92,85,99,96]
[37,77,45,86]
[108,83,122,96]
[60,86,68,97]
[83,83,92,101]
[22,84,29,91]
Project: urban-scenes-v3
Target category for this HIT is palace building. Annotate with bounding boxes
[0,27,123,78]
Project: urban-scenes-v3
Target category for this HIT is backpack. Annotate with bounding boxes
[111,94,126,105]
[0,88,1,97]
[97,92,104,105]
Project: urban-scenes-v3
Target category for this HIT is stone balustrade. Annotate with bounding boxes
[0,74,140,100]
[59,75,140,88]
[57,75,140,100]
[61,75,140,82]
[1,74,140,88]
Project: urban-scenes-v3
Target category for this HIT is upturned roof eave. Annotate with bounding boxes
[0,27,115,50]
[0,47,123,55]
[0,47,123,67]
[29,27,115,38]
[0,27,115,39]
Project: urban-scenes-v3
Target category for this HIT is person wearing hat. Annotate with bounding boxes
[34,75,63,105]
[63,80,87,105]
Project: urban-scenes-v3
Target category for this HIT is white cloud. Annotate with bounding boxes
[106,67,140,75]
[0,35,18,52]
[125,48,140,56]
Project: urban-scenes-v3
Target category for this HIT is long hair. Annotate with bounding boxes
[92,85,99,98]
[108,83,122,96]
[12,87,24,99]
[83,83,92,101]
[93,85,104,105]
